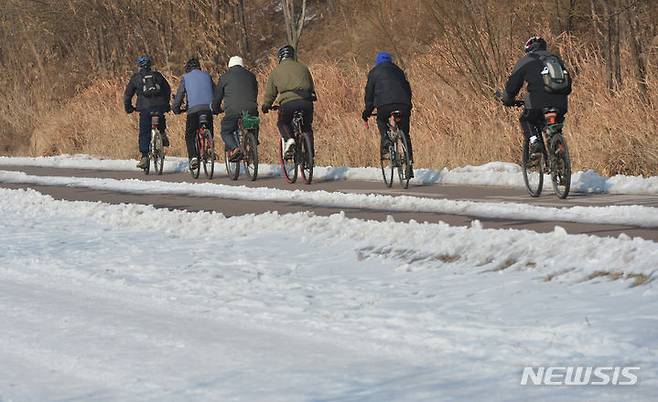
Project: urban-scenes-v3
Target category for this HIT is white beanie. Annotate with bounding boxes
[228,56,244,68]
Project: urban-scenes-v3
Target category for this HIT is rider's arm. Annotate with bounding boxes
[123,74,137,113]
[211,75,225,113]
[262,73,277,108]
[172,79,186,114]
[160,73,172,112]
[307,68,317,101]
[503,58,529,105]
[363,70,375,116]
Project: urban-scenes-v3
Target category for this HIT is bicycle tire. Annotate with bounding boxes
[225,132,240,181]
[203,129,215,179]
[550,133,571,199]
[299,132,314,184]
[396,131,412,189]
[380,141,394,188]
[190,134,201,179]
[152,129,165,176]
[522,136,544,197]
[280,137,297,183]
[244,130,258,181]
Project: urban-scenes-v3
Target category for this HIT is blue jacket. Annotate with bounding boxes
[172,69,215,114]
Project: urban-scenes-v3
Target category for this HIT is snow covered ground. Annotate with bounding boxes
[2,154,658,195]
[1,187,656,401]
[2,169,658,228]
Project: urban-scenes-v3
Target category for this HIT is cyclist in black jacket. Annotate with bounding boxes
[501,36,572,154]
[124,55,171,169]
[212,56,259,161]
[361,51,414,174]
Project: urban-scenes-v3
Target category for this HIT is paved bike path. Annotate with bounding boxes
[1,165,657,241]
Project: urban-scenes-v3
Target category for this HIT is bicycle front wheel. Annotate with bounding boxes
[280,138,297,183]
[522,137,544,197]
[550,134,571,199]
[299,132,314,185]
[395,132,412,189]
[203,130,215,179]
[152,130,165,176]
[243,130,258,181]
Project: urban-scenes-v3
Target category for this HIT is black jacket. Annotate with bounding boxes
[123,68,171,113]
[212,65,259,116]
[363,61,412,115]
[503,50,571,112]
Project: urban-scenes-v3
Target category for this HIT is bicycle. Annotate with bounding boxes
[496,94,571,199]
[189,113,216,179]
[143,112,165,176]
[224,111,260,181]
[367,111,412,189]
[271,105,314,184]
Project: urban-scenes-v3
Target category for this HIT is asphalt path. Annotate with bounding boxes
[1,164,657,241]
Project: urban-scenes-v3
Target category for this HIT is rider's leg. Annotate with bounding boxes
[376,104,394,154]
[398,106,413,163]
[158,112,169,146]
[299,100,315,155]
[220,114,240,152]
[138,111,151,157]
[185,112,199,160]
[276,104,294,141]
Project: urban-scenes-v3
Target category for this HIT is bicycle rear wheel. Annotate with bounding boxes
[279,137,297,183]
[299,132,314,184]
[380,143,394,188]
[225,132,240,181]
[522,137,544,197]
[395,132,411,189]
[190,134,201,179]
[243,130,258,181]
[550,133,571,199]
[203,129,215,179]
[152,130,165,176]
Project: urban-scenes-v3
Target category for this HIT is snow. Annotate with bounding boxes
[2,169,658,228]
[2,155,658,195]
[0,187,657,401]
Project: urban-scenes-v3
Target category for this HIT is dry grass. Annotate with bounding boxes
[23,41,658,175]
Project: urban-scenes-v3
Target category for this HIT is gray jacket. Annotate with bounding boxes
[212,65,259,116]
[172,69,215,114]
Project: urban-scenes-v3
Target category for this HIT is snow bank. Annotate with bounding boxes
[2,155,657,195]
[1,187,657,402]
[2,169,658,228]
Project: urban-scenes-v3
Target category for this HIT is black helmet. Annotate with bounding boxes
[137,55,152,69]
[277,45,295,62]
[184,57,201,73]
[524,36,547,53]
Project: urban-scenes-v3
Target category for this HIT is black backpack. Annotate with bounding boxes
[537,54,570,94]
[141,72,162,97]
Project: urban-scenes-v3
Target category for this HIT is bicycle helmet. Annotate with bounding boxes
[277,45,295,62]
[524,36,547,53]
[184,57,201,73]
[137,55,152,69]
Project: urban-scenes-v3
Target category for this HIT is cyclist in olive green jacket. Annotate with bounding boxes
[261,45,317,155]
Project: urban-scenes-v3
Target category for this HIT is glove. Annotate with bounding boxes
[361,110,370,122]
[261,104,270,114]
[125,105,135,114]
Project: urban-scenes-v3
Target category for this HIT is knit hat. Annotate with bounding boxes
[228,56,244,68]
[375,51,392,65]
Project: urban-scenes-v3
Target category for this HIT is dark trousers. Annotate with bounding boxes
[519,109,565,141]
[377,103,412,162]
[221,108,258,151]
[139,111,166,156]
[277,99,314,141]
[185,111,213,159]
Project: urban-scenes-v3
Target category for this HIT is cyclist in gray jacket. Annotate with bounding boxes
[172,57,215,169]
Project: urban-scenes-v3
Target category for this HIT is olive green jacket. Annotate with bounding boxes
[263,59,316,107]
